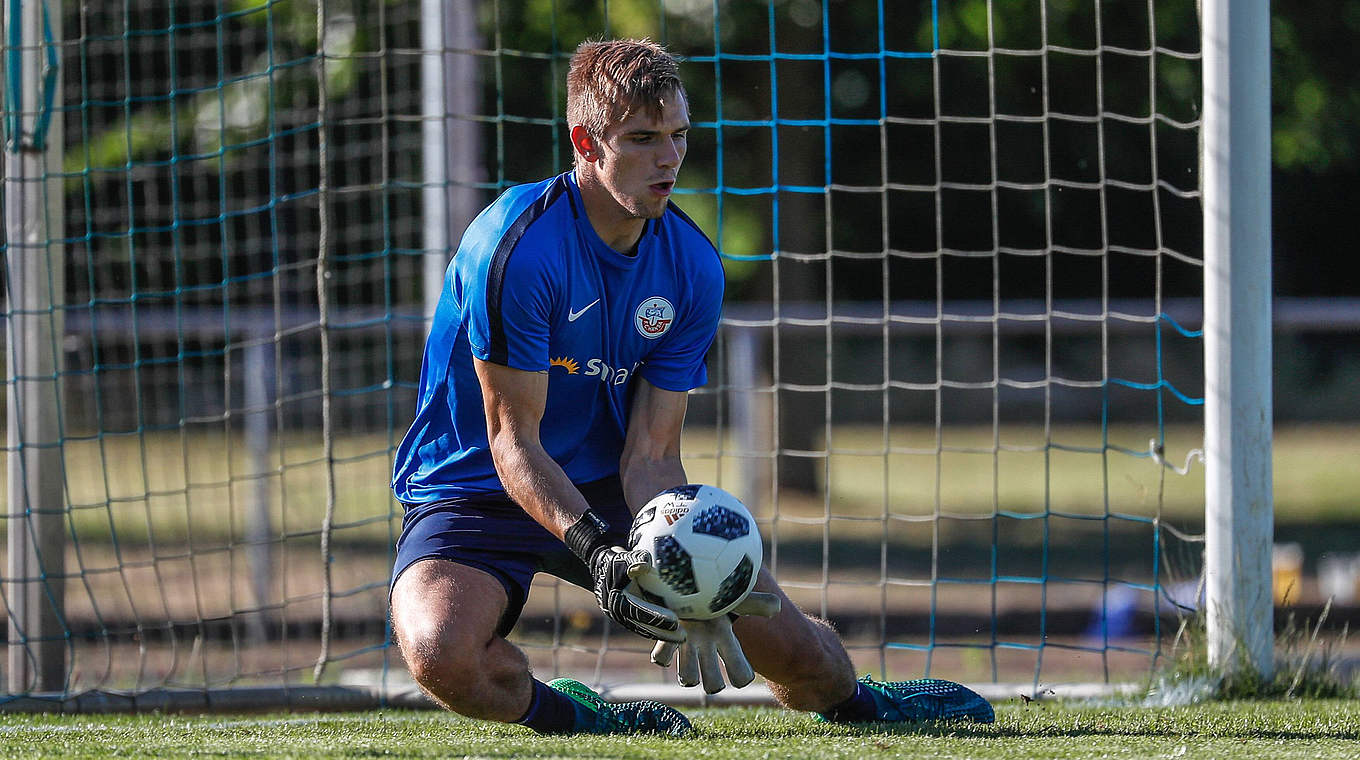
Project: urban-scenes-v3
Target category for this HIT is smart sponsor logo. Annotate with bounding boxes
[550,355,639,386]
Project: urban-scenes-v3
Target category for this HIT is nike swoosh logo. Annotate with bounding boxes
[568,298,600,322]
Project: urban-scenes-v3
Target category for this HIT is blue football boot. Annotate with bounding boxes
[821,674,995,724]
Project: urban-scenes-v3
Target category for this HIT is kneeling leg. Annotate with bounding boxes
[390,558,532,721]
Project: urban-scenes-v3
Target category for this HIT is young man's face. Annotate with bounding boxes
[586,90,690,220]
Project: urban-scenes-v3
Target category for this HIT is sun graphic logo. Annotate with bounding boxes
[548,356,580,374]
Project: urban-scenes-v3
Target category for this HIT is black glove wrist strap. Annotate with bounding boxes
[565,509,612,565]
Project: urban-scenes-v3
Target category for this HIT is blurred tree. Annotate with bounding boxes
[61,1,1360,299]
[1271,4,1360,172]
[1269,2,1360,296]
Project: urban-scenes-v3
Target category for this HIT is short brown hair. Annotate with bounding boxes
[566,38,685,147]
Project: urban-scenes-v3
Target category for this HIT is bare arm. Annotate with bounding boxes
[473,358,590,541]
[620,378,690,511]
[475,359,685,642]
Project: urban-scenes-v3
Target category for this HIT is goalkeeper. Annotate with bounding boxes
[388,37,993,735]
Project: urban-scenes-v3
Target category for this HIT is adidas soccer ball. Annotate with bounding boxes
[627,484,763,620]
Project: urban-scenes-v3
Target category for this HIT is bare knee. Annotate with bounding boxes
[396,614,488,700]
[390,559,529,720]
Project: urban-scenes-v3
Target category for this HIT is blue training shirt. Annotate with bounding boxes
[392,171,724,505]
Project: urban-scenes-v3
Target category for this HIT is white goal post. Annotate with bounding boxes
[1201,0,1273,681]
[5,0,65,695]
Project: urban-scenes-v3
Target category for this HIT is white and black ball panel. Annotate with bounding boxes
[628,484,763,620]
[628,504,657,549]
[708,555,754,614]
[690,504,750,540]
[652,534,698,595]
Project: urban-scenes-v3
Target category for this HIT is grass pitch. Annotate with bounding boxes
[3,700,1358,759]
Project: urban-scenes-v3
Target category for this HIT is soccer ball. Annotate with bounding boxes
[627,484,763,620]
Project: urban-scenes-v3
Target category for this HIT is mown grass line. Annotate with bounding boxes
[2,701,1357,759]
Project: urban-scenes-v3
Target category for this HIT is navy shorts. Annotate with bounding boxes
[391,476,632,637]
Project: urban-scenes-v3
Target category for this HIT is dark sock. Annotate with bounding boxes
[514,679,581,734]
[819,681,877,722]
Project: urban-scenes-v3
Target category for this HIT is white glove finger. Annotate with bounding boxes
[732,591,781,619]
[651,639,679,667]
[712,621,755,688]
[676,641,701,688]
[696,640,726,694]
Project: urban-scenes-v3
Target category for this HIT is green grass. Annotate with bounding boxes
[2,701,1358,759]
[1154,602,1358,701]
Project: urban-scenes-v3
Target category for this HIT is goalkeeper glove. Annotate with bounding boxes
[565,510,684,643]
[649,591,781,694]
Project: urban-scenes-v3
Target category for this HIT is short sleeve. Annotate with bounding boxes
[638,255,724,392]
[464,245,555,371]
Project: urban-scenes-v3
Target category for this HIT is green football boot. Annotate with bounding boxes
[546,678,693,736]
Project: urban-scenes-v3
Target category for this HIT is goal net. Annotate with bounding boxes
[2,0,1206,707]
